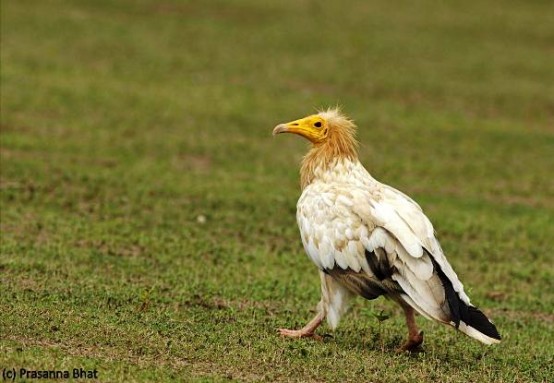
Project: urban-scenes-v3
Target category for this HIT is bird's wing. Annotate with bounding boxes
[361,184,500,343]
[369,184,470,301]
[358,184,471,321]
[298,181,468,322]
[298,180,500,343]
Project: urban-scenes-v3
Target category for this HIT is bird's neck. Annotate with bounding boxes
[300,138,359,189]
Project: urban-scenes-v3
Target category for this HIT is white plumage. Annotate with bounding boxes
[273,108,501,350]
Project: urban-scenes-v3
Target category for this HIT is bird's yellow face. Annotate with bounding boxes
[273,114,329,144]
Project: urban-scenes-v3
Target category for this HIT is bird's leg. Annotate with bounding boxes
[398,305,424,352]
[279,311,324,340]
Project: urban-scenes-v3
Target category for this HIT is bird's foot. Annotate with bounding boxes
[278,328,322,341]
[397,330,424,353]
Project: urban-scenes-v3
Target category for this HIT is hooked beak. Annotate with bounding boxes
[272,115,325,143]
[272,124,289,136]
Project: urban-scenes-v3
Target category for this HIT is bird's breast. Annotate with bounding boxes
[296,181,375,272]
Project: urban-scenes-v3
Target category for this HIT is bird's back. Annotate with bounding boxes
[297,158,500,344]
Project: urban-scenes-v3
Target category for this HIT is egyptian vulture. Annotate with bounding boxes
[272,108,500,350]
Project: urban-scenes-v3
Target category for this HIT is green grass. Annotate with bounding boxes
[1,0,554,381]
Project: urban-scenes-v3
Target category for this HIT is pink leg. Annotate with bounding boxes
[398,305,424,352]
[279,311,324,340]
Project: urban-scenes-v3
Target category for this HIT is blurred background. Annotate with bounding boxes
[1,1,553,381]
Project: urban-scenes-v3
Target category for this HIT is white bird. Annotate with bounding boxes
[273,108,501,350]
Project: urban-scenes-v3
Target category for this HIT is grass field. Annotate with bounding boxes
[1,0,554,382]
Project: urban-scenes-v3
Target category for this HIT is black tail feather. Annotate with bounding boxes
[464,305,501,340]
[430,256,501,341]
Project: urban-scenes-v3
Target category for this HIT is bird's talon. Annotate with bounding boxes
[397,345,424,354]
[278,328,321,340]
[398,332,424,353]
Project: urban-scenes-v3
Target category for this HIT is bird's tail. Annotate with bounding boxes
[432,258,501,344]
[456,303,501,345]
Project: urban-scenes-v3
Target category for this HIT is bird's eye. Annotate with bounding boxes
[314,121,322,128]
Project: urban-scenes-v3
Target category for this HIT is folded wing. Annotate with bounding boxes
[298,182,501,344]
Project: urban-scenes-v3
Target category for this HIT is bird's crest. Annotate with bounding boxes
[300,108,359,188]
